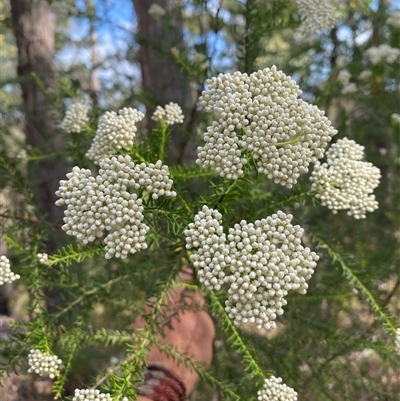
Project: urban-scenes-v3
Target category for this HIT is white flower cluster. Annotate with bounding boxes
[359,70,372,80]
[61,102,90,133]
[257,376,298,401]
[391,113,400,124]
[151,102,184,125]
[192,51,209,71]
[341,83,358,94]
[364,44,400,65]
[198,66,337,187]
[16,149,27,159]
[86,108,145,164]
[134,160,177,199]
[337,70,351,86]
[386,11,400,29]
[335,55,347,68]
[37,253,50,265]
[293,0,338,40]
[56,155,176,259]
[185,207,318,330]
[148,4,166,19]
[0,255,20,285]
[72,389,123,401]
[310,138,381,219]
[337,70,358,94]
[395,328,400,356]
[185,207,227,290]
[27,349,62,379]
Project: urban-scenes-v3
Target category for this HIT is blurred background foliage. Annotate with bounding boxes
[0,0,399,400]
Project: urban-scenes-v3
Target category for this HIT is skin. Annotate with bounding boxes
[135,268,215,400]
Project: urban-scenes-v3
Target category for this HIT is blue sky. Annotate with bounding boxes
[56,0,233,106]
[56,0,400,107]
[56,0,140,105]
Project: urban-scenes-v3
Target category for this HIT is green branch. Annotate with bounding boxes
[53,339,80,399]
[99,269,185,398]
[213,179,239,209]
[54,275,129,319]
[48,243,104,266]
[207,290,266,384]
[267,190,315,211]
[169,165,218,181]
[94,351,136,390]
[177,192,193,216]
[86,328,135,347]
[155,340,241,401]
[130,147,147,164]
[27,151,66,161]
[1,213,62,230]
[158,123,169,161]
[310,230,397,335]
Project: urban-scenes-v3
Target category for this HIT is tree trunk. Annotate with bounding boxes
[10,0,68,312]
[132,0,195,164]
[87,0,100,106]
[371,0,388,46]
[10,0,66,223]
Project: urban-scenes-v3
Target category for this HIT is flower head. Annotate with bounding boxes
[61,101,90,133]
[37,253,50,265]
[335,55,347,68]
[364,44,400,65]
[148,4,166,19]
[28,349,62,379]
[185,208,318,330]
[338,70,351,86]
[198,66,337,187]
[359,70,372,80]
[395,328,400,356]
[151,102,184,125]
[86,107,144,164]
[72,389,113,401]
[257,376,298,401]
[16,149,27,159]
[310,138,381,219]
[56,155,176,259]
[185,206,228,291]
[341,83,358,94]
[391,113,400,124]
[0,255,20,285]
[293,0,339,40]
[386,11,400,29]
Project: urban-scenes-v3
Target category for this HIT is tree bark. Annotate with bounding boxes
[10,0,68,311]
[10,0,66,223]
[371,0,388,46]
[132,0,195,164]
[87,0,100,106]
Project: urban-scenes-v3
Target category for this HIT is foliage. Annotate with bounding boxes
[1,1,399,400]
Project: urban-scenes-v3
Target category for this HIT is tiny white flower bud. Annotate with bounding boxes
[0,255,20,285]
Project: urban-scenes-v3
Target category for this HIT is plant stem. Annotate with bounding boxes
[54,275,129,319]
[310,230,397,335]
[130,148,147,163]
[0,212,62,229]
[213,179,238,209]
[208,290,266,384]
[177,192,193,215]
[158,123,169,161]
[275,133,303,147]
